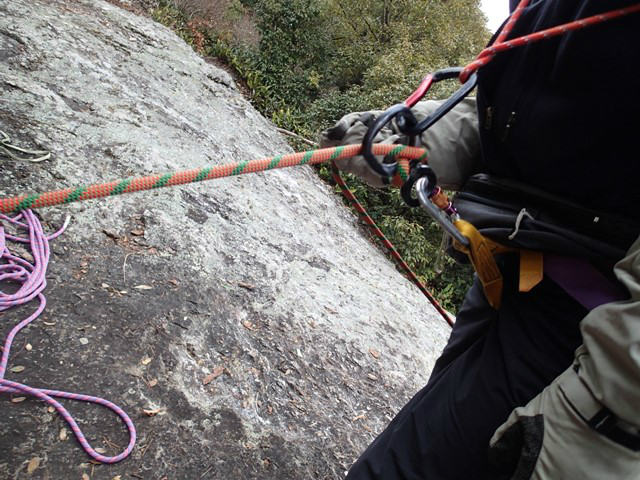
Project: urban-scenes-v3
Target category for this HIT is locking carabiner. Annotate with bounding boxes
[361,67,477,180]
[401,163,470,248]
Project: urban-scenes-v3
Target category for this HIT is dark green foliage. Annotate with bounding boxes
[249,1,331,107]
[153,0,488,312]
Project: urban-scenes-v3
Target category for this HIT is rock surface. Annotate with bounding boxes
[0,1,450,478]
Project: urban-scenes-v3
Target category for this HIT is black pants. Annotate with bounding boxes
[346,256,586,480]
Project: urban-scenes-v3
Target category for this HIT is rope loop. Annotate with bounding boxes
[0,211,136,463]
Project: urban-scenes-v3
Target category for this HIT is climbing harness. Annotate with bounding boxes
[361,0,640,309]
[402,164,543,309]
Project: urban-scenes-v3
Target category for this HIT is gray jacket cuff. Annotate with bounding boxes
[578,234,640,427]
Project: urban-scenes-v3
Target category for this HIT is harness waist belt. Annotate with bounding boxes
[544,254,628,310]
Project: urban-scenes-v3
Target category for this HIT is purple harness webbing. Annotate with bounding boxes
[544,254,628,311]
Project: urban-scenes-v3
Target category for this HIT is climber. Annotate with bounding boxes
[320,1,640,478]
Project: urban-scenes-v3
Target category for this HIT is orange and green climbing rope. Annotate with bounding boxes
[0,144,420,214]
[0,143,452,324]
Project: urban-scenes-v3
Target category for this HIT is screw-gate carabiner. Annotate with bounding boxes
[361,67,477,180]
[415,177,469,248]
[401,164,470,248]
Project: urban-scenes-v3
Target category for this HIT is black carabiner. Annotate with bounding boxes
[397,70,478,137]
[361,104,412,178]
[361,67,477,180]
[401,163,437,207]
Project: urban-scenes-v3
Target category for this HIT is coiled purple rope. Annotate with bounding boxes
[0,210,136,463]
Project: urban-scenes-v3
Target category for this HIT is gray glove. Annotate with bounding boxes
[319,98,481,190]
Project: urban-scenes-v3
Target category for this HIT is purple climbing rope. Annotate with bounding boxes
[0,210,136,463]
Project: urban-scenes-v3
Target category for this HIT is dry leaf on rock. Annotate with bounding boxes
[202,366,224,385]
[27,457,40,474]
[242,320,255,331]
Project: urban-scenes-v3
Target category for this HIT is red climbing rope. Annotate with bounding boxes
[460,1,640,83]
[331,163,454,326]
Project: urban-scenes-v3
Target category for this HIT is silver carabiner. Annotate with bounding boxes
[415,176,469,248]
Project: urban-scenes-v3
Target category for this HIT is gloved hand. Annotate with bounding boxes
[488,355,640,480]
[319,109,401,188]
[319,98,481,190]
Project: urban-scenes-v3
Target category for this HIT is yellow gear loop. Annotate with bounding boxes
[452,219,543,309]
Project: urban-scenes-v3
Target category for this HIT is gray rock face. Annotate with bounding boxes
[0,1,449,478]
